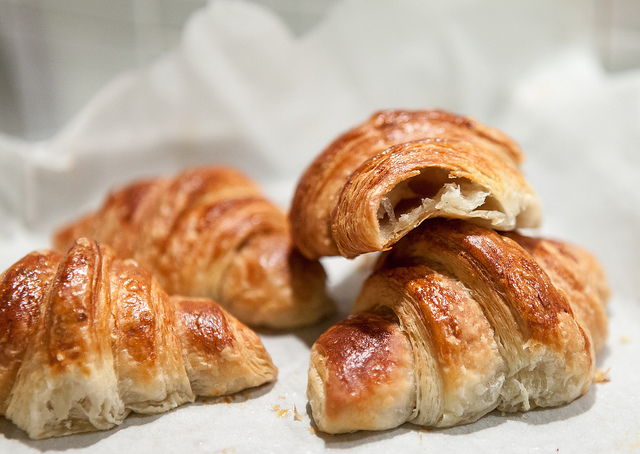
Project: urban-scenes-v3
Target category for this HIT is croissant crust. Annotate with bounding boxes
[308,219,609,434]
[290,109,542,259]
[0,238,277,439]
[53,166,333,329]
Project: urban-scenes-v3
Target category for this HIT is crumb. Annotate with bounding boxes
[271,404,290,418]
[309,427,317,435]
[278,396,287,400]
[621,336,631,344]
[594,368,610,383]
[293,404,304,421]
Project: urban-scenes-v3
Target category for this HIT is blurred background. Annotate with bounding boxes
[0,0,340,140]
[1,0,639,141]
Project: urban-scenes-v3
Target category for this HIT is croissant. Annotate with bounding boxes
[290,109,543,259]
[307,219,609,434]
[0,238,277,439]
[53,166,333,329]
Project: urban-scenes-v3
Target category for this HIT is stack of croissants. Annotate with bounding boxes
[0,109,610,439]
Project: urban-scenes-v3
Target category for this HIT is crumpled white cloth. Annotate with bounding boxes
[1,0,639,452]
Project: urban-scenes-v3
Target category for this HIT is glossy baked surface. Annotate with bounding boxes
[54,166,333,329]
[308,219,609,434]
[290,109,542,259]
[0,238,277,439]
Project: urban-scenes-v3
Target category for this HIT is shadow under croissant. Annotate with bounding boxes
[596,344,612,369]
[283,253,382,348]
[308,386,599,446]
[0,381,276,449]
[254,253,380,348]
[194,380,276,406]
[0,413,159,450]
[281,315,342,350]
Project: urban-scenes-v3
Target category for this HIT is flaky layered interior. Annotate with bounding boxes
[290,109,541,259]
[376,168,505,240]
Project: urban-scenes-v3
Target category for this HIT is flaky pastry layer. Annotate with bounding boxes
[308,219,609,434]
[54,166,333,329]
[0,238,277,439]
[290,109,542,259]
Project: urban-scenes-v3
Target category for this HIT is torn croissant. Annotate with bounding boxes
[0,238,277,439]
[53,166,333,329]
[290,109,542,259]
[308,219,609,434]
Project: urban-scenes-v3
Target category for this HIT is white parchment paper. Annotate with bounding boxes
[1,0,639,452]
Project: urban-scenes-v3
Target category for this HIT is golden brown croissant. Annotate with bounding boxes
[0,238,277,439]
[308,219,609,434]
[53,166,333,329]
[290,109,543,259]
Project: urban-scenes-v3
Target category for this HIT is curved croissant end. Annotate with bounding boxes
[290,109,542,259]
[0,238,277,439]
[53,166,333,330]
[308,219,609,434]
